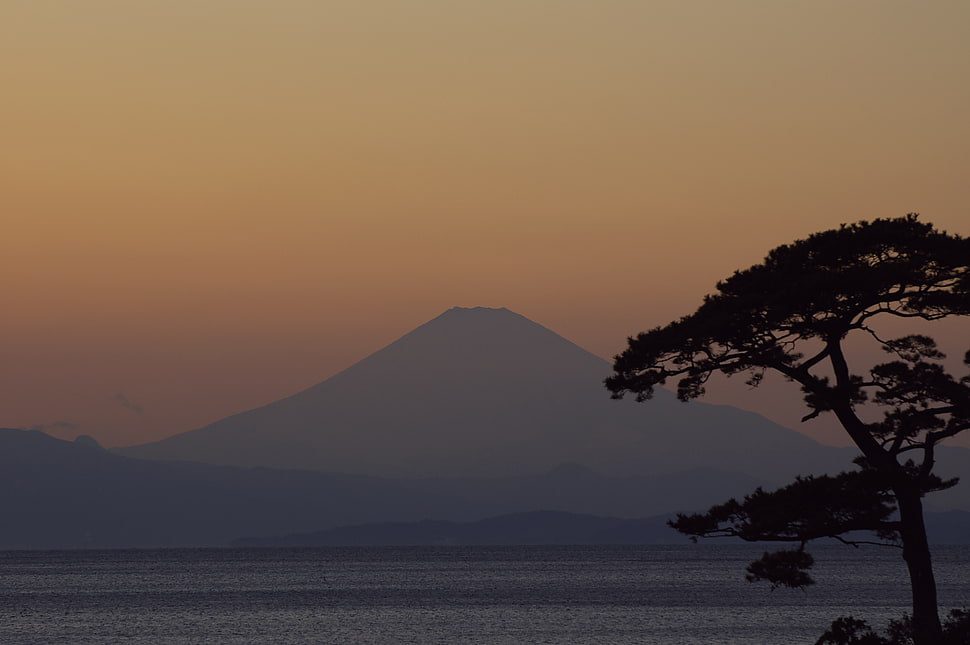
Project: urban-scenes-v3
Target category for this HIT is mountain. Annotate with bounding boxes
[119,306,856,483]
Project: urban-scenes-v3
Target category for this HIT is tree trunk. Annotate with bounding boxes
[894,484,943,644]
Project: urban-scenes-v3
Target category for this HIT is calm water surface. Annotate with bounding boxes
[1,545,969,644]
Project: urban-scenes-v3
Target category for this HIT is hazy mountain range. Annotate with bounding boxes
[0,428,765,548]
[6,306,970,548]
[5,428,969,549]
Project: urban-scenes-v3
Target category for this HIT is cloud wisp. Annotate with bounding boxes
[22,421,81,433]
[113,393,145,415]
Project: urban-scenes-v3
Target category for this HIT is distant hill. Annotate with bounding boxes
[0,427,433,548]
[119,306,860,484]
[925,510,970,544]
[232,510,687,547]
[235,509,970,548]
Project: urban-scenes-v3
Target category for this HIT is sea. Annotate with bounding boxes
[1,544,968,645]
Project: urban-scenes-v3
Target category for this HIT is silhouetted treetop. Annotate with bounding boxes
[607,215,970,453]
[607,214,970,645]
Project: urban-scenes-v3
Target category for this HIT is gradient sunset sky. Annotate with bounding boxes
[4,1,969,448]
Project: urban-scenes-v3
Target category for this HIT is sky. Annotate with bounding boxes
[3,1,969,449]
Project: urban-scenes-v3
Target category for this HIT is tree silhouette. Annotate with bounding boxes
[606,215,970,644]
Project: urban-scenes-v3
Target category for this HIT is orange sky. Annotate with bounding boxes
[3,1,969,449]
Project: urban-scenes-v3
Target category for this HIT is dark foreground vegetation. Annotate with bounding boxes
[608,215,970,644]
[816,610,970,645]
